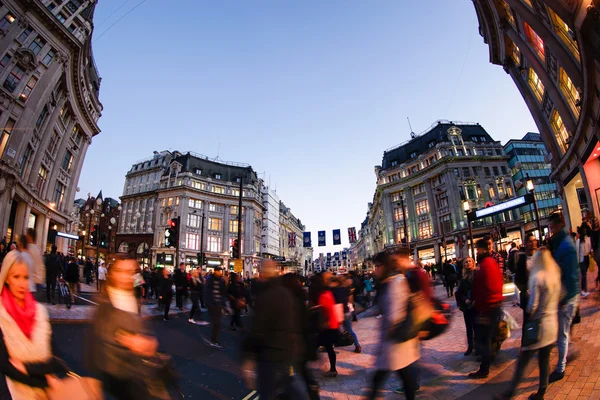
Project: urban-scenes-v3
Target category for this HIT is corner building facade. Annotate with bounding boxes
[373,121,521,264]
[0,0,102,252]
[472,0,600,229]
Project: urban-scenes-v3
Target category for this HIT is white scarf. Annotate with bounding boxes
[107,287,138,314]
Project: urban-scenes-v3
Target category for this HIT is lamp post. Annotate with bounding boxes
[399,193,409,252]
[526,176,543,241]
[463,200,475,258]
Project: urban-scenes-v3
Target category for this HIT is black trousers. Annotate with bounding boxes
[474,307,501,374]
[230,306,242,328]
[163,295,171,319]
[506,344,552,396]
[176,288,185,309]
[209,306,222,343]
[318,329,338,372]
[46,277,57,303]
[463,308,476,349]
[189,292,202,320]
[368,362,418,400]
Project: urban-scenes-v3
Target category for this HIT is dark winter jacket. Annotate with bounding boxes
[550,229,580,305]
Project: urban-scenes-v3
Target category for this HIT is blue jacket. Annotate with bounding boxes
[550,229,580,304]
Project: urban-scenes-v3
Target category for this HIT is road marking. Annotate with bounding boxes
[74,295,98,305]
[241,390,256,400]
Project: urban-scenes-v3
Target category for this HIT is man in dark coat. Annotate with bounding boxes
[242,260,305,398]
[174,263,188,310]
[205,267,227,347]
[44,245,62,304]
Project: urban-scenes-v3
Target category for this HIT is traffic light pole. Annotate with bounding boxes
[176,216,181,269]
[199,212,205,267]
[237,177,243,260]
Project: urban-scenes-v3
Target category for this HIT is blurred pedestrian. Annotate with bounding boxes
[495,248,560,400]
[0,250,66,398]
[228,273,245,331]
[367,249,420,400]
[65,256,80,303]
[159,268,173,321]
[455,257,476,356]
[44,245,62,304]
[548,212,579,383]
[308,273,340,378]
[242,262,308,399]
[189,269,208,325]
[174,263,188,310]
[514,234,538,345]
[24,228,45,292]
[205,266,226,348]
[87,255,161,399]
[98,261,108,295]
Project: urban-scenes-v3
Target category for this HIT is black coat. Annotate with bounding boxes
[65,262,79,283]
[44,252,62,280]
[515,253,530,310]
[242,281,304,363]
[159,275,173,299]
[173,269,188,290]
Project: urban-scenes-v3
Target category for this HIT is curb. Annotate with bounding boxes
[49,308,189,325]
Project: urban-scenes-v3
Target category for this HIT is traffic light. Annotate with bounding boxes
[100,233,107,248]
[196,252,202,265]
[231,239,239,259]
[90,225,97,246]
[164,217,180,247]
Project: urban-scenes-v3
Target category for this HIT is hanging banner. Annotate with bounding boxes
[303,232,311,248]
[327,252,332,261]
[342,251,347,260]
[318,231,326,246]
[288,232,296,248]
[333,229,341,245]
[348,227,357,244]
[334,252,340,260]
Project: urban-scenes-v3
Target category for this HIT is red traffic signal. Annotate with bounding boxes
[168,219,176,227]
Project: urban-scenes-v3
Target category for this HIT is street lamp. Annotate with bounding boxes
[526,175,543,241]
[463,200,475,258]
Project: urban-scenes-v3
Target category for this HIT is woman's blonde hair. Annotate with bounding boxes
[529,247,561,295]
[462,257,476,278]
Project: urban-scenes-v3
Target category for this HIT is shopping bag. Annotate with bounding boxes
[45,372,103,400]
[589,255,597,273]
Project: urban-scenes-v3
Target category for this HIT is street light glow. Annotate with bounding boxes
[526,179,534,192]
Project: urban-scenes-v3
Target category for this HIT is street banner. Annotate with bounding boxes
[348,227,357,244]
[334,252,339,260]
[333,229,341,245]
[303,232,311,248]
[288,232,296,248]
[327,252,331,261]
[326,260,331,268]
[342,251,347,260]
[318,231,326,246]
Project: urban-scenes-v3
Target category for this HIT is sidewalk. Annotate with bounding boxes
[311,271,600,399]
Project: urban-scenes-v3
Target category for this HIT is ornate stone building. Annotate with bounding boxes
[472,0,600,229]
[0,0,102,253]
[279,201,312,273]
[372,121,521,264]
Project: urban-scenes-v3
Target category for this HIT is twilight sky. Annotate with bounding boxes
[78,0,538,255]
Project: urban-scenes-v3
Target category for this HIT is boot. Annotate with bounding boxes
[464,346,473,356]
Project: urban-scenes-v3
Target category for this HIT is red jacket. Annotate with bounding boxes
[473,254,504,313]
[318,291,341,330]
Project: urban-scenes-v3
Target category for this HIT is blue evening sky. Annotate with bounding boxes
[78,0,537,255]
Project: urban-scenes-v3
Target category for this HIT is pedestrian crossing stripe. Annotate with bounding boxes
[242,390,259,400]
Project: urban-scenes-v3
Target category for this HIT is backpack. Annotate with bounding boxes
[419,298,453,341]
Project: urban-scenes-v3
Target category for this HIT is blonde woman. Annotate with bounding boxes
[455,257,476,356]
[0,250,65,399]
[495,247,561,400]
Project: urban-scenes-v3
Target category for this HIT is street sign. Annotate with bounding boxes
[234,259,243,273]
[468,193,534,221]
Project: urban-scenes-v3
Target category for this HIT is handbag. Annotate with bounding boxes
[589,254,597,273]
[390,292,434,342]
[45,372,103,400]
[522,319,541,347]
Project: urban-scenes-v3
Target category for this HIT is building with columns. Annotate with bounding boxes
[472,0,600,230]
[116,151,173,267]
[372,121,522,264]
[0,0,102,253]
[261,186,280,259]
[121,151,264,275]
